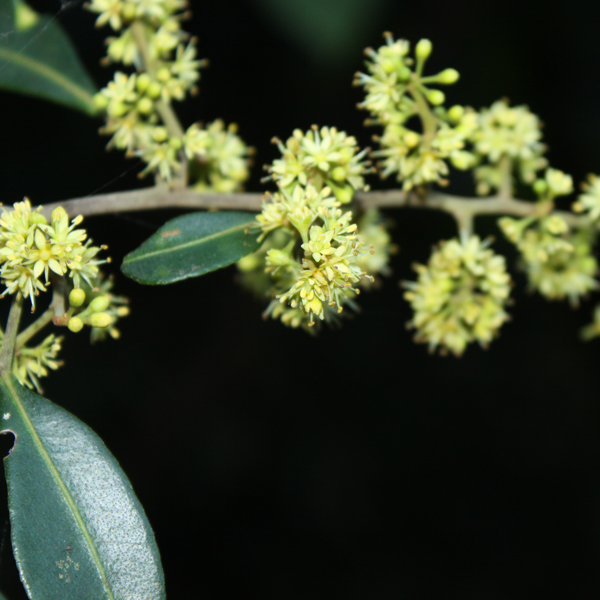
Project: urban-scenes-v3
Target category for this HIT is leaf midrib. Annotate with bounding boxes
[2,375,115,600]
[0,46,96,113]
[123,221,255,263]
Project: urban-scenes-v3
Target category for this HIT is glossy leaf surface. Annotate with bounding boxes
[0,375,165,600]
[121,211,260,284]
[0,0,98,115]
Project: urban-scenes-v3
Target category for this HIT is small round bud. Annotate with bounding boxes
[379,58,395,75]
[266,249,291,266]
[333,185,354,204]
[426,89,445,106]
[69,288,86,308]
[90,312,112,328]
[107,101,129,118]
[403,131,420,149]
[30,212,47,225]
[68,317,84,333]
[415,39,432,62]
[152,126,169,143]
[93,93,109,111]
[89,295,110,313]
[397,66,412,82]
[121,2,136,21]
[533,179,548,196]
[436,68,460,84]
[137,97,154,115]
[168,137,183,150]
[447,105,464,122]
[146,81,162,99]
[156,67,171,83]
[136,73,151,93]
[331,166,347,182]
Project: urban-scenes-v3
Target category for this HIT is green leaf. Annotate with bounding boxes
[121,211,260,285]
[0,591,9,600]
[0,0,99,115]
[0,375,165,600]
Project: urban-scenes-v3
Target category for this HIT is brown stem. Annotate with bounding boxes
[40,186,588,230]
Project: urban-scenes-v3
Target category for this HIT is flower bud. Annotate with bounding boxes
[168,137,183,150]
[397,66,412,82]
[93,93,109,111]
[447,105,464,122]
[121,2,136,21]
[69,288,86,308]
[331,166,347,182]
[436,68,460,84]
[157,67,171,83]
[107,101,129,118]
[89,295,110,313]
[136,73,151,93]
[146,81,162,99]
[152,126,169,143]
[68,317,84,333]
[89,312,112,328]
[415,39,432,63]
[266,249,292,266]
[137,97,153,115]
[426,89,445,106]
[403,131,420,149]
[533,179,548,196]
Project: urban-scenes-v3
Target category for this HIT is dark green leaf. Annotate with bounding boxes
[0,375,165,600]
[0,0,98,115]
[121,211,260,285]
[0,590,9,599]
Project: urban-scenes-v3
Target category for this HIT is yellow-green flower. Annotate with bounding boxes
[267,126,370,202]
[404,234,511,355]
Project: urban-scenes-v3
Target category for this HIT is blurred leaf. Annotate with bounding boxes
[0,0,98,115]
[247,0,391,65]
[121,211,261,285]
[0,375,165,600]
[0,591,9,600]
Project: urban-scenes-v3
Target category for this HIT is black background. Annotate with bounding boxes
[1,0,600,598]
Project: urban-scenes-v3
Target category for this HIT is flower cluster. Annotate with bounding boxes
[264,126,371,203]
[0,200,128,390]
[89,0,251,186]
[185,120,251,192]
[499,212,597,305]
[66,277,130,342]
[0,200,107,309]
[237,122,389,331]
[404,234,511,356]
[253,184,374,330]
[12,333,63,392]
[470,100,547,195]
[355,34,477,190]
[573,173,600,222]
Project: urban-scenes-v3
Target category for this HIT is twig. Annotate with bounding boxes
[39,186,588,230]
[0,295,23,374]
[16,307,54,349]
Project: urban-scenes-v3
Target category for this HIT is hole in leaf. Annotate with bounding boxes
[0,432,15,458]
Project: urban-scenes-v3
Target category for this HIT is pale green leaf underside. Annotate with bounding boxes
[0,0,98,115]
[121,211,261,285]
[0,375,165,600]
